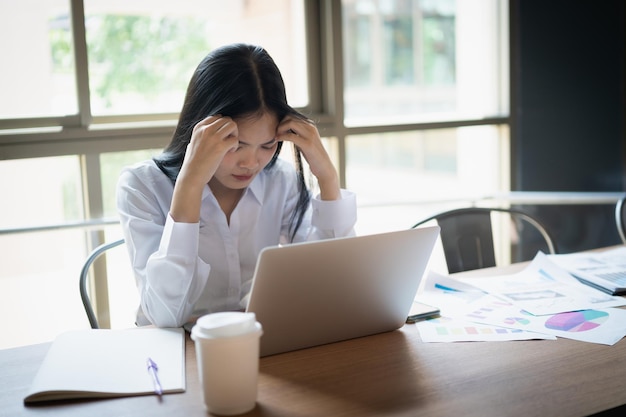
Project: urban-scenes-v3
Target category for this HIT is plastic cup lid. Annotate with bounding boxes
[192,311,258,339]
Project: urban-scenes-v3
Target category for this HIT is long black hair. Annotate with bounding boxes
[153,43,311,240]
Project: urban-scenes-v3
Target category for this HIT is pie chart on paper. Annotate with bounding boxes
[544,310,609,332]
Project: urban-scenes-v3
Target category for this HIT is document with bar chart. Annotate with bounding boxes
[458,296,626,346]
[416,316,556,342]
[548,246,626,295]
[415,272,556,343]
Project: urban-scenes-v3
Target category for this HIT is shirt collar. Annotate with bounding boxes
[246,171,265,205]
[200,171,266,205]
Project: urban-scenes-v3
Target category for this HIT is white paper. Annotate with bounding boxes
[416,271,555,342]
[417,269,626,345]
[454,252,626,316]
[458,295,626,346]
[548,246,626,293]
[416,316,556,342]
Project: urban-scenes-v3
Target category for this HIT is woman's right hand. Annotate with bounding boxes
[170,115,239,223]
[179,115,239,187]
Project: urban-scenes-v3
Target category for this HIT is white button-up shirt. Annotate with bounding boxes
[116,158,357,327]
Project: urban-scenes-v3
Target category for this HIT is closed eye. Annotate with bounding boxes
[262,139,278,150]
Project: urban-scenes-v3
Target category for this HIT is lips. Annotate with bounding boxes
[233,174,253,182]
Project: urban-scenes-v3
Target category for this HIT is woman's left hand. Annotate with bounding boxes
[276,116,340,200]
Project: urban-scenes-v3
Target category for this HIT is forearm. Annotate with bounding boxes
[170,175,205,223]
[317,173,341,201]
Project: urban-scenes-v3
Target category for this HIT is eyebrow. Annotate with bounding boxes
[238,138,276,146]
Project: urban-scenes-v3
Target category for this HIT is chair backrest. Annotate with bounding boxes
[411,207,557,273]
[615,195,626,245]
[79,238,125,329]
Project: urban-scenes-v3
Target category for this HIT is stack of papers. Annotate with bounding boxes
[548,247,626,295]
[414,251,626,345]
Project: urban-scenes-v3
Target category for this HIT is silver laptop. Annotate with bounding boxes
[246,226,440,356]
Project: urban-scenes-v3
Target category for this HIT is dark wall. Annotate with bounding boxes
[510,0,625,253]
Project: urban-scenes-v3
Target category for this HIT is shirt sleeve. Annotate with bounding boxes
[116,167,210,328]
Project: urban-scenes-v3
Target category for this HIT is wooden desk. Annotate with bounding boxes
[3,263,626,417]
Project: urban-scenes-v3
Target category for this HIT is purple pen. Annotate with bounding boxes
[147,357,163,396]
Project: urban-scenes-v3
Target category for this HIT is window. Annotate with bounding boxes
[0,156,87,346]
[0,0,77,119]
[0,0,312,349]
[0,156,83,229]
[0,0,509,348]
[343,0,507,126]
[0,0,307,123]
[82,0,308,116]
[342,0,509,236]
[347,125,509,235]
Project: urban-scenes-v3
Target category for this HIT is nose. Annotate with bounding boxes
[238,148,260,170]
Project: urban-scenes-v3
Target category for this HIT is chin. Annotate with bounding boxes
[228,179,253,189]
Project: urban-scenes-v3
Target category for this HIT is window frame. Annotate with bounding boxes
[0,0,510,332]
[0,0,509,185]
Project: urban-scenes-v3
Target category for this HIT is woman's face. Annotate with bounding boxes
[210,112,280,191]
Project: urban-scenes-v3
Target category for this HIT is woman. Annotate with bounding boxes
[116,43,357,328]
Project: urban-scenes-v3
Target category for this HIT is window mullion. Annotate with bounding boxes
[80,153,111,328]
[70,0,92,127]
[321,0,347,188]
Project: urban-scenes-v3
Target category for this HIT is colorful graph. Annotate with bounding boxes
[466,300,511,320]
[435,326,523,335]
[428,317,523,335]
[504,316,531,325]
[544,310,609,332]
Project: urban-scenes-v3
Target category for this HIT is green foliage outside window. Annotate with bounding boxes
[49,16,73,74]
[422,16,456,85]
[87,15,210,108]
[50,14,211,110]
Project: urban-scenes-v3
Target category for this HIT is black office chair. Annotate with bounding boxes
[615,195,626,245]
[411,207,557,273]
[79,238,125,329]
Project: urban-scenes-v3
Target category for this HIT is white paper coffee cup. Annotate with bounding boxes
[191,312,263,415]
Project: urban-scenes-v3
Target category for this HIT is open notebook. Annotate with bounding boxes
[24,327,185,403]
